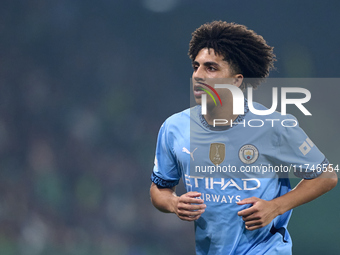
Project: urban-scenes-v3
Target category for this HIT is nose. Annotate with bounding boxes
[193,66,205,82]
[194,76,204,82]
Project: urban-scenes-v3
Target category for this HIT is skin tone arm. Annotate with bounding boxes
[150,182,206,221]
[237,165,338,230]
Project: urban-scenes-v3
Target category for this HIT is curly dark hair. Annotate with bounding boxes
[188,21,276,89]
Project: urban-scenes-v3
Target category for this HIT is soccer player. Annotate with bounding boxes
[149,21,337,255]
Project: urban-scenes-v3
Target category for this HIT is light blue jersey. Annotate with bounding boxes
[151,101,328,255]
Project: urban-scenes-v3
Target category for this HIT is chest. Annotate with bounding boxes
[173,125,279,179]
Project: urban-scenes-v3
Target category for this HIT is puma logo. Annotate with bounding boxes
[182,147,197,161]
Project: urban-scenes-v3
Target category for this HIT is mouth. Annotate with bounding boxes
[193,82,207,98]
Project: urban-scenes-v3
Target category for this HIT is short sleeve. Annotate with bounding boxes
[276,117,329,179]
[151,120,181,188]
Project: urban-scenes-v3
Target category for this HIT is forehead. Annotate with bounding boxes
[194,48,226,63]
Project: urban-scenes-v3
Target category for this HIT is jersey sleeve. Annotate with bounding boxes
[276,116,329,179]
[151,120,181,188]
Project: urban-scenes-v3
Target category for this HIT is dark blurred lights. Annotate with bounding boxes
[142,0,179,12]
[0,1,338,255]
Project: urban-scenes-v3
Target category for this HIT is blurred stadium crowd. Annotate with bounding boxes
[0,0,339,255]
[0,1,195,254]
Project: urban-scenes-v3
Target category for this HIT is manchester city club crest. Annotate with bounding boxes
[209,143,225,165]
[239,144,259,164]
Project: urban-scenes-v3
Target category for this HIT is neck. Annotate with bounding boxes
[203,99,239,126]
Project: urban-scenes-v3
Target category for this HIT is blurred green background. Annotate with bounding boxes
[0,0,339,254]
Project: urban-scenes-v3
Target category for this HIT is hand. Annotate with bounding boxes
[173,192,206,221]
[237,197,280,231]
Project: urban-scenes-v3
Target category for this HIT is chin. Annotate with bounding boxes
[194,97,201,105]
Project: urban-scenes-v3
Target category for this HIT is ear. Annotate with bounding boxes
[233,74,244,88]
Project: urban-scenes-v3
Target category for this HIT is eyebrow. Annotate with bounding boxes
[192,61,220,68]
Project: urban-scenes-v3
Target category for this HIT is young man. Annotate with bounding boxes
[150,21,337,255]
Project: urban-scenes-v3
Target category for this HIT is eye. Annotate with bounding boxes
[192,65,199,71]
[208,66,217,71]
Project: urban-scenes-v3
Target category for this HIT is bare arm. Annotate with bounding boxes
[237,165,338,230]
[150,182,206,221]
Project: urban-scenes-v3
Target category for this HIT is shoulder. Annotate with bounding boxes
[166,108,190,122]
[249,101,298,123]
[161,107,192,129]
[246,102,300,143]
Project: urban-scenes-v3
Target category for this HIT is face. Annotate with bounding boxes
[192,48,242,106]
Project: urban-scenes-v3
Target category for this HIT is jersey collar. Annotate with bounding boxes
[198,99,249,131]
